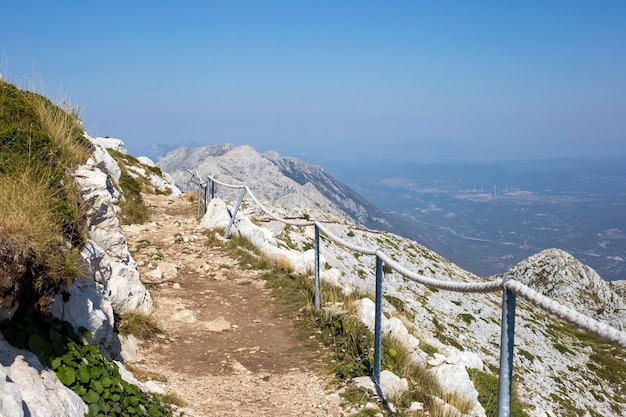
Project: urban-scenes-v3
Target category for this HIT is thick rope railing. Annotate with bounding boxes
[193,172,626,416]
[208,175,315,227]
[505,279,626,347]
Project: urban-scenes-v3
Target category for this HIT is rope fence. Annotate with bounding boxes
[187,172,626,417]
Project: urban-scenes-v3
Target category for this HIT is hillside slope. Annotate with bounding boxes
[183,147,626,417]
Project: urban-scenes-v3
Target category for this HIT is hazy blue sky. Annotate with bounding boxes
[1,1,624,162]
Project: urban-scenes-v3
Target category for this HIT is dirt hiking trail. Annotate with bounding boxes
[122,194,345,416]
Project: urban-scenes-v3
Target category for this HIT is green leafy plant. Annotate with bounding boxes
[1,312,171,417]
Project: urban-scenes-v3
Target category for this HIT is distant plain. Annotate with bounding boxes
[325,156,626,281]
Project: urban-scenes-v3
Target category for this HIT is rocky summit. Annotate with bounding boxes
[506,248,626,330]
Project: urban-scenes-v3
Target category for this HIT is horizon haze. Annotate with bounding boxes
[1,1,624,163]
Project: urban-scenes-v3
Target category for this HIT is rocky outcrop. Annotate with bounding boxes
[47,241,118,355]
[505,248,626,329]
[91,137,128,154]
[198,198,317,275]
[128,156,181,197]
[73,161,152,314]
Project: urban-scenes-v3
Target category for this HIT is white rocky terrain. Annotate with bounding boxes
[505,248,626,330]
[169,144,626,417]
[1,139,624,416]
[0,137,180,416]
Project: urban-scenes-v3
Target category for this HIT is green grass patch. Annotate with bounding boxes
[0,80,90,308]
[116,170,150,225]
[517,348,536,363]
[459,313,476,325]
[384,294,407,315]
[467,368,529,417]
[420,342,439,356]
[553,343,574,355]
[117,311,163,340]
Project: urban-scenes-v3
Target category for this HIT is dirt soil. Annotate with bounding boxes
[122,194,346,416]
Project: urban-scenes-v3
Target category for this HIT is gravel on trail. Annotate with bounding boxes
[121,194,347,416]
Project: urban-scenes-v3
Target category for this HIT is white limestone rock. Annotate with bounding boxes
[119,334,143,363]
[87,139,122,185]
[354,298,427,365]
[47,243,117,356]
[74,165,152,315]
[149,172,182,196]
[74,166,130,263]
[47,237,157,358]
[352,370,409,399]
[429,364,485,416]
[134,156,181,196]
[0,335,87,417]
[137,156,156,167]
[505,248,626,329]
[92,136,127,154]
[198,198,318,274]
[109,262,152,314]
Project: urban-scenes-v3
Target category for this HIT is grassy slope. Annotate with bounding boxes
[0,80,90,309]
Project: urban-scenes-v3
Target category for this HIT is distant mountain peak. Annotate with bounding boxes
[158,144,394,231]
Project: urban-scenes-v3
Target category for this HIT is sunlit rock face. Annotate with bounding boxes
[506,247,626,329]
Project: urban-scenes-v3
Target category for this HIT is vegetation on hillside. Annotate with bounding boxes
[0,80,90,310]
[106,149,172,225]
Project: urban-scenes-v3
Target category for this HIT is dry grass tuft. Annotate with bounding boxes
[0,168,82,290]
[28,90,91,167]
[0,169,60,251]
[118,310,163,340]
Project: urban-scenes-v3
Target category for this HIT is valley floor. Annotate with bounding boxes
[122,194,344,416]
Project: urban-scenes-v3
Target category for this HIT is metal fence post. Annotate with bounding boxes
[373,255,383,383]
[196,184,202,219]
[497,277,517,417]
[185,169,193,193]
[314,224,321,310]
[203,181,208,213]
[224,188,247,238]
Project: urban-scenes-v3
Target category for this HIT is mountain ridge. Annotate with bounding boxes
[158,144,397,231]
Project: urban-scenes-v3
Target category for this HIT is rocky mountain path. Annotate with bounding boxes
[122,194,345,416]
